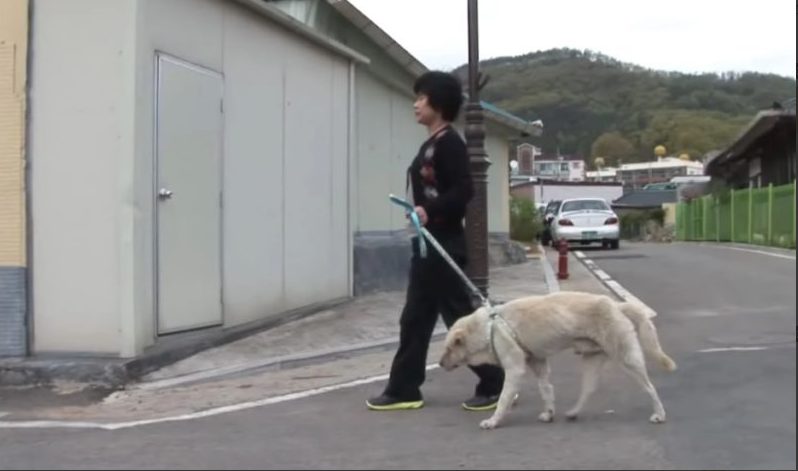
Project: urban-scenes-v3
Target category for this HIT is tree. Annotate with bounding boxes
[590,132,636,167]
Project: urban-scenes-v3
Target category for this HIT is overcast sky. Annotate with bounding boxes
[349,0,796,78]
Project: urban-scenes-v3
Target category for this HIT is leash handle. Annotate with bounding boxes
[389,194,427,258]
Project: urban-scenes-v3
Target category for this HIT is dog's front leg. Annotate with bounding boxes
[480,361,525,430]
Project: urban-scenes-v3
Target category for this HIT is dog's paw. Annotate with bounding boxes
[565,411,579,421]
[649,413,666,424]
[538,410,554,423]
[479,418,499,430]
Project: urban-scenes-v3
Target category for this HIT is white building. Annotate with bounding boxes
[617,157,705,189]
[0,0,537,360]
[585,168,618,182]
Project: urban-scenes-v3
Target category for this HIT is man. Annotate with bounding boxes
[367,71,504,412]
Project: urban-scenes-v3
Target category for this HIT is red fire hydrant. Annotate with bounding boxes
[557,239,569,280]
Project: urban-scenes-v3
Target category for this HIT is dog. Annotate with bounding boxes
[439,291,676,430]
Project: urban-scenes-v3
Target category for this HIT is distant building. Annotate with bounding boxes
[586,167,618,182]
[617,157,704,189]
[705,100,796,189]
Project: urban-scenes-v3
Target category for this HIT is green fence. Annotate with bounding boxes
[676,181,796,249]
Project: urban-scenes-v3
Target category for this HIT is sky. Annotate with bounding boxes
[349,0,796,78]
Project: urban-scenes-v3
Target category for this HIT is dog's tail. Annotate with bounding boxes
[619,302,677,372]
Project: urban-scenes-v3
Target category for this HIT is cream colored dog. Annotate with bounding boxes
[439,291,677,430]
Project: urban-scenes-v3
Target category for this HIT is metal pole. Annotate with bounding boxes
[748,186,753,244]
[731,188,735,243]
[464,0,491,297]
[767,183,774,244]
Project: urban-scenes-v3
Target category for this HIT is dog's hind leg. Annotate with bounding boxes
[529,358,556,423]
[617,340,667,423]
[565,352,607,421]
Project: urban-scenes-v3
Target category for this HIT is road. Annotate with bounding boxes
[0,242,795,469]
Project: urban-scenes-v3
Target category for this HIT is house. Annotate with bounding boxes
[585,167,618,182]
[512,152,585,182]
[705,99,796,189]
[617,157,704,190]
[0,0,537,361]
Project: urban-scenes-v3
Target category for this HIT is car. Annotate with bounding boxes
[550,198,620,249]
[540,200,562,246]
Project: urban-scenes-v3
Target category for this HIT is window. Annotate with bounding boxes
[561,163,570,172]
[561,200,610,212]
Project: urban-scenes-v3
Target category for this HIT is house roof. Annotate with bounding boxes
[326,0,540,137]
[235,0,370,63]
[612,190,678,208]
[706,105,796,176]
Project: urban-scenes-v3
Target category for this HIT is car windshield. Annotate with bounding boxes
[545,201,561,213]
[561,200,610,212]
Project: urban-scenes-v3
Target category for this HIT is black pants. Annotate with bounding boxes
[383,233,504,401]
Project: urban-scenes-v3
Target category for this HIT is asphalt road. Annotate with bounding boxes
[1,242,794,470]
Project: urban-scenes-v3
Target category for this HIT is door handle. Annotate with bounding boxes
[158,188,174,200]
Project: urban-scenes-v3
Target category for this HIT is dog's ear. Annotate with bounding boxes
[452,328,465,346]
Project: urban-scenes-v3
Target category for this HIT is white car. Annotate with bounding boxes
[550,198,620,249]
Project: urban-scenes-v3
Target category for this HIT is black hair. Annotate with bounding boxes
[413,71,464,122]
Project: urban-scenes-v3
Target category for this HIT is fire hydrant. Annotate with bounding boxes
[557,239,569,280]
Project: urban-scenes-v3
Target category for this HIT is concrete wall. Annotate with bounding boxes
[131,0,350,352]
[0,0,29,356]
[485,128,510,235]
[353,69,425,233]
[29,0,352,356]
[29,0,138,355]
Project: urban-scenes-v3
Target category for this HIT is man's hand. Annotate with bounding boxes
[413,206,428,226]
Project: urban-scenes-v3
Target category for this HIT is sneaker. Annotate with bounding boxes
[366,394,424,411]
[461,393,519,411]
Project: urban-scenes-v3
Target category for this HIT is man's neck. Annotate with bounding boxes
[427,120,449,136]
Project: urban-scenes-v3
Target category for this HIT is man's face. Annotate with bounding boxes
[413,94,439,125]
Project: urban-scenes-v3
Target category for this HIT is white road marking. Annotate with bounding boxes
[701,244,796,260]
[594,269,611,281]
[574,251,586,259]
[698,346,770,353]
[0,365,439,430]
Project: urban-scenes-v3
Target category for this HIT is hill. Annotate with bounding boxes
[454,48,795,166]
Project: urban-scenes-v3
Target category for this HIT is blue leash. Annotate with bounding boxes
[388,194,489,308]
[389,194,427,259]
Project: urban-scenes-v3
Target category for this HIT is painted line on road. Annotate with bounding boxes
[699,244,796,261]
[0,365,440,430]
[698,346,770,353]
[593,269,611,281]
[574,251,586,259]
[576,255,657,318]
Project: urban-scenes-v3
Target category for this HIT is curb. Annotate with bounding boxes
[134,329,447,391]
[537,243,560,293]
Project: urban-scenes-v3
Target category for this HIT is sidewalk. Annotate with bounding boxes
[0,256,556,423]
[143,257,554,386]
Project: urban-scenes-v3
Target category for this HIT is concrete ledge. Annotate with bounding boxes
[0,266,27,357]
[353,231,529,296]
[0,298,349,388]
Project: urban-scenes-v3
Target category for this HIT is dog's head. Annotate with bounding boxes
[439,311,490,371]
